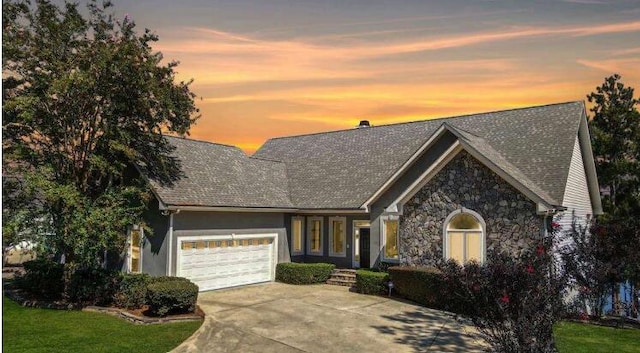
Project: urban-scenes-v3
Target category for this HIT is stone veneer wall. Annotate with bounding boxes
[399,151,542,266]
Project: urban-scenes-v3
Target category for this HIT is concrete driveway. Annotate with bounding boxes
[172,283,486,353]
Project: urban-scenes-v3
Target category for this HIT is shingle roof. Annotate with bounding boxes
[254,101,585,209]
[151,137,294,208]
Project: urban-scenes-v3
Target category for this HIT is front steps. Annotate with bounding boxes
[326,268,356,287]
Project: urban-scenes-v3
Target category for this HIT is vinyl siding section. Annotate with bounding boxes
[558,137,593,234]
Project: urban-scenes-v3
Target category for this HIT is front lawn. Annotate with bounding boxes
[2,296,202,353]
[554,321,640,353]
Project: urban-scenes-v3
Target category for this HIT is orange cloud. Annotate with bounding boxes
[151,19,639,154]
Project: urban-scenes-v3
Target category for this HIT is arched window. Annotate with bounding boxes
[443,209,485,264]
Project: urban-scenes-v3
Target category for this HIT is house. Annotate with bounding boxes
[130,101,602,292]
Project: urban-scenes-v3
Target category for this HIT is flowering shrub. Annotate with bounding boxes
[439,234,566,353]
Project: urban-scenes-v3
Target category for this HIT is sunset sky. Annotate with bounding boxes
[116,0,640,154]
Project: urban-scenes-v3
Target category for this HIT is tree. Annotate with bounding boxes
[587,74,640,316]
[2,0,198,269]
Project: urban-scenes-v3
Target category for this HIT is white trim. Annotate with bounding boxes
[295,209,367,214]
[442,208,486,264]
[328,216,347,257]
[165,205,296,213]
[175,233,278,290]
[291,216,305,256]
[577,109,603,215]
[306,216,324,256]
[389,142,463,213]
[127,226,143,274]
[167,213,174,276]
[361,124,450,211]
[380,215,400,263]
[352,221,371,268]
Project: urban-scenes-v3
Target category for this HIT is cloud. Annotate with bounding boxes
[577,58,640,75]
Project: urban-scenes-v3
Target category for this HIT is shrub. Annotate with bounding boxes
[146,278,199,317]
[64,265,121,306]
[114,273,152,309]
[275,263,335,284]
[356,269,389,295]
[17,259,64,300]
[439,235,566,353]
[151,276,192,284]
[388,266,444,309]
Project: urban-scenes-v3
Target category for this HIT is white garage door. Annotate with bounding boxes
[177,234,277,291]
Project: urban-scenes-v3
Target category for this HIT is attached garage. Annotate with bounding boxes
[176,233,278,291]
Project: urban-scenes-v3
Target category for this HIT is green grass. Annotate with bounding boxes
[554,321,640,353]
[2,296,202,353]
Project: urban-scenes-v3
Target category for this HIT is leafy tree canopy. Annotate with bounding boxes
[588,74,639,219]
[587,74,640,291]
[2,0,199,267]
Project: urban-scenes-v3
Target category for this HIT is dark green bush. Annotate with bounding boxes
[114,273,152,309]
[146,278,199,317]
[275,262,335,284]
[17,259,64,300]
[65,266,121,306]
[388,266,445,309]
[356,269,389,295]
[150,276,192,284]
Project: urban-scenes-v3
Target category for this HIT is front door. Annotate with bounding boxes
[359,228,370,269]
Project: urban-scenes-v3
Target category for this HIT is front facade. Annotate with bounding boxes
[129,102,602,292]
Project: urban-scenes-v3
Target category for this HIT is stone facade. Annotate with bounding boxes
[399,151,542,266]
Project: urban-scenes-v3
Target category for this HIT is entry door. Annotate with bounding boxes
[359,228,371,269]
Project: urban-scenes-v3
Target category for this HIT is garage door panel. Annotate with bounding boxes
[177,235,276,291]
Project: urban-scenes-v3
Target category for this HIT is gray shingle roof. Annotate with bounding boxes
[151,137,294,208]
[254,101,585,209]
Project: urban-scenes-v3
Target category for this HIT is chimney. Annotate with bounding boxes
[356,120,371,128]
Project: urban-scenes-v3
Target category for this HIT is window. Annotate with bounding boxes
[328,217,346,257]
[382,217,399,261]
[306,217,323,255]
[444,210,485,264]
[291,217,304,255]
[129,226,143,273]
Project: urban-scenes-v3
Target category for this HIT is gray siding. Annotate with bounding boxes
[370,132,457,268]
[285,214,370,268]
[141,199,170,276]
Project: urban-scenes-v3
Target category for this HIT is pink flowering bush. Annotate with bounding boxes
[439,234,566,353]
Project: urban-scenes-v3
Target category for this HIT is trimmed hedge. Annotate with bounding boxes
[17,259,64,300]
[65,266,120,306]
[388,266,445,309]
[114,273,152,309]
[355,269,389,295]
[275,263,335,284]
[146,277,199,317]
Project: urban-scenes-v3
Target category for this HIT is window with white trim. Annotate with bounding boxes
[291,217,304,256]
[381,217,399,261]
[444,210,485,264]
[128,225,143,273]
[306,217,323,255]
[328,217,346,257]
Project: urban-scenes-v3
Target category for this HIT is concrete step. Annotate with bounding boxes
[332,269,356,274]
[326,278,355,287]
[330,274,355,281]
[326,268,357,287]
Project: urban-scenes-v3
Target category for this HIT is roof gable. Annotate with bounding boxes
[254,102,585,209]
[150,136,294,209]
